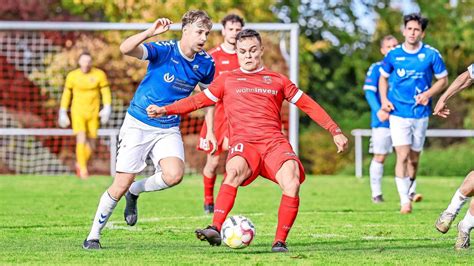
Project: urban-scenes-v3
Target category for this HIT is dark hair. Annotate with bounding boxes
[221,14,244,28]
[380,35,397,47]
[78,50,91,60]
[236,29,261,44]
[182,10,212,30]
[403,13,429,31]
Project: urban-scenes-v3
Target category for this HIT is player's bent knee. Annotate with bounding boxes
[281,176,301,197]
[162,169,184,187]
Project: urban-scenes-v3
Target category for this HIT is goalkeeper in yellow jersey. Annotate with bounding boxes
[58,51,112,179]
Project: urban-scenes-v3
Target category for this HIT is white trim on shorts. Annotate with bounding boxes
[115,113,185,174]
[389,115,429,152]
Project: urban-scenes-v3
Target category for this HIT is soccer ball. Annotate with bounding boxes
[221,215,256,249]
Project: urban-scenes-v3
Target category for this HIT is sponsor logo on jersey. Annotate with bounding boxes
[396,68,406,77]
[263,75,272,84]
[222,60,230,65]
[237,78,247,81]
[395,57,406,61]
[236,87,278,95]
[164,73,175,83]
[417,53,426,61]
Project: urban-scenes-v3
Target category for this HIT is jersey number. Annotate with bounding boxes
[229,143,244,154]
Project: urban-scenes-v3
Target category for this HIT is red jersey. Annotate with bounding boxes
[208,45,240,129]
[203,67,302,144]
[198,45,240,154]
[208,45,240,78]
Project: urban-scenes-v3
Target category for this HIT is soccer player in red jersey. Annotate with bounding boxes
[146,29,349,252]
[198,14,244,214]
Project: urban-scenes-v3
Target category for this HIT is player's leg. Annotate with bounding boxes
[407,117,428,202]
[72,113,89,178]
[407,150,423,202]
[83,172,136,249]
[369,127,391,203]
[125,128,185,225]
[202,153,220,213]
[436,171,474,234]
[272,159,302,252]
[456,197,474,250]
[390,115,414,214]
[196,143,257,246]
[83,115,99,173]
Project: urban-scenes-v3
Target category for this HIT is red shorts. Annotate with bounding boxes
[226,138,306,186]
[197,103,228,156]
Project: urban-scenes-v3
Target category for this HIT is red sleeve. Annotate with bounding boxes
[165,74,225,115]
[165,92,215,115]
[281,74,301,102]
[295,93,342,136]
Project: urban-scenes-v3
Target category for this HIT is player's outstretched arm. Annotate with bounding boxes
[295,93,348,153]
[433,70,472,118]
[147,92,215,118]
[120,18,172,59]
[204,106,218,154]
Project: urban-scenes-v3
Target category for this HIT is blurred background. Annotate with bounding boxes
[0,0,472,177]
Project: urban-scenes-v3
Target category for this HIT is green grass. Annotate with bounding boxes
[1,174,473,264]
[340,141,474,177]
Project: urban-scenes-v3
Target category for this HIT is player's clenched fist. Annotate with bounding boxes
[381,99,394,112]
[146,105,166,118]
[333,134,349,153]
[146,18,173,38]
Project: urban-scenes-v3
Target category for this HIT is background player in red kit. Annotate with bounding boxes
[198,14,244,214]
[146,29,349,252]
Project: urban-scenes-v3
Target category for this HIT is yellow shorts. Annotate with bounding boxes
[71,113,99,138]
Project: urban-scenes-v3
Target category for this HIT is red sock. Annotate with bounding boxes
[212,184,238,231]
[274,195,299,244]
[203,175,217,205]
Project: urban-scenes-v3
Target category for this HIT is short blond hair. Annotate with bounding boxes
[182,10,212,30]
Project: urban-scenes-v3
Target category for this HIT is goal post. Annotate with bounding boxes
[0,21,300,176]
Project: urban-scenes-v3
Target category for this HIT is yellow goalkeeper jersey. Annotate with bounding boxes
[60,67,111,117]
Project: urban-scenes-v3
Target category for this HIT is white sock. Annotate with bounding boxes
[369,160,383,197]
[460,209,474,233]
[129,172,169,195]
[395,177,411,205]
[446,189,469,215]
[408,177,417,195]
[87,191,118,240]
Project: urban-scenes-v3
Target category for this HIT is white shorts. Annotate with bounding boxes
[369,127,392,155]
[389,115,429,152]
[116,113,185,174]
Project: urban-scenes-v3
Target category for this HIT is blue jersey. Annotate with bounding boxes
[128,40,215,128]
[380,42,447,119]
[363,61,390,128]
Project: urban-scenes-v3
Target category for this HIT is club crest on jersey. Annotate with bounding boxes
[193,65,199,72]
[262,75,272,84]
[417,53,426,61]
[163,73,175,83]
[396,68,406,77]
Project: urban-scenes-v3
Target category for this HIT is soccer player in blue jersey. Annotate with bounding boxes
[434,64,473,250]
[379,13,448,214]
[82,10,215,249]
[363,35,398,203]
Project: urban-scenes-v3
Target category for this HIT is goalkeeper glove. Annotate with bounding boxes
[99,105,112,124]
[58,108,70,128]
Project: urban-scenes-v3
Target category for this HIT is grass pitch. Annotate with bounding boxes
[1,174,473,264]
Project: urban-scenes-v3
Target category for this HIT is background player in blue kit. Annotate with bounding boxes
[82,10,215,249]
[363,35,398,203]
[379,13,448,214]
